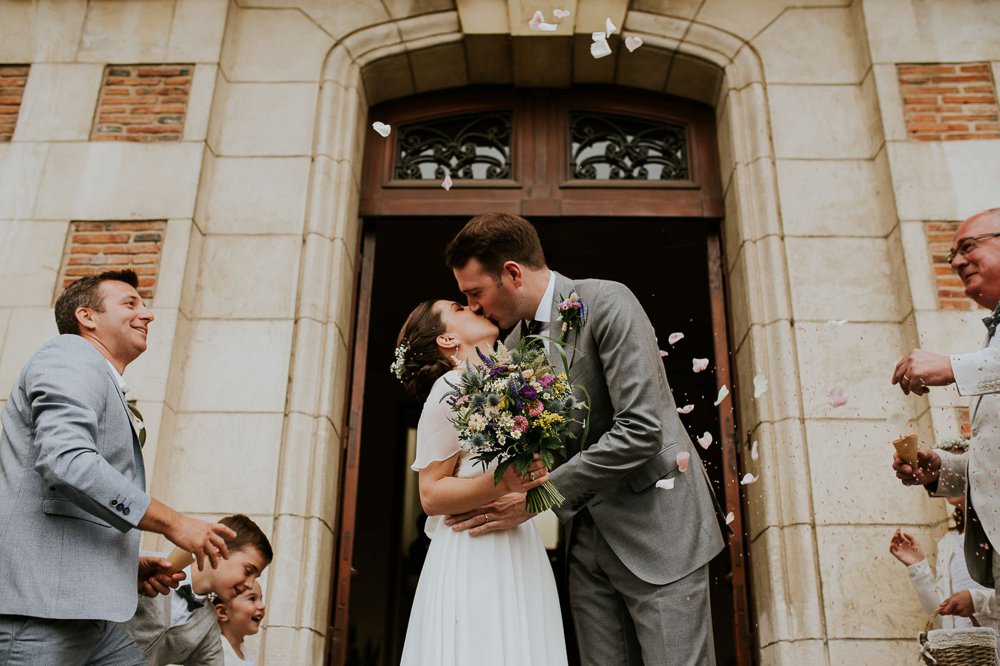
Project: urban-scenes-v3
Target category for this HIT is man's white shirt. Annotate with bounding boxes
[528,270,556,355]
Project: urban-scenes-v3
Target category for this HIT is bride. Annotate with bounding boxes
[393,299,568,666]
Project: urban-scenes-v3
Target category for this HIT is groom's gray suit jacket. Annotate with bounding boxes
[0,334,151,621]
[509,273,725,585]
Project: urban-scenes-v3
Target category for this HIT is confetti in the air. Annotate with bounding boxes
[372,121,391,137]
[553,8,571,18]
[441,172,453,190]
[529,10,558,31]
[655,477,675,490]
[697,432,713,449]
[676,451,690,472]
[825,319,848,329]
[692,357,709,373]
[659,350,669,357]
[750,440,759,461]
[605,17,617,36]
[668,332,684,345]
[677,404,694,414]
[753,374,768,399]
[828,387,848,407]
[725,511,735,525]
[590,32,612,58]
[713,385,730,406]
[625,35,643,52]
[740,473,758,486]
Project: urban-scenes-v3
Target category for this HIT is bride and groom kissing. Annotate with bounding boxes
[392,213,728,665]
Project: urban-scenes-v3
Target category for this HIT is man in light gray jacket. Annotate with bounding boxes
[0,269,236,665]
[445,214,726,665]
[892,208,1000,621]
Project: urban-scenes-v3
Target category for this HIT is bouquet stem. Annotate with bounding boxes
[525,481,565,513]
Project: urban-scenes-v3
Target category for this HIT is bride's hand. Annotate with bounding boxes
[445,493,532,536]
[498,455,549,494]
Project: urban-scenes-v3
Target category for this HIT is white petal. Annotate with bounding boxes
[605,17,617,36]
[655,477,675,490]
[753,374,768,399]
[725,511,735,525]
[750,440,759,461]
[740,473,758,485]
[372,121,391,137]
[692,357,709,373]
[676,404,694,414]
[713,384,730,406]
[625,35,643,52]
[590,36,612,59]
[668,332,684,345]
[697,431,713,449]
[828,387,848,407]
[529,9,544,30]
[538,21,558,31]
[825,319,848,329]
[553,8,571,18]
[591,31,606,40]
[676,451,690,472]
[659,349,668,357]
[441,172,453,191]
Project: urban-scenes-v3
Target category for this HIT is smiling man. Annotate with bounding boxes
[891,208,1000,621]
[0,269,236,666]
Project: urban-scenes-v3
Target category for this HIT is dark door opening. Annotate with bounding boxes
[345,216,742,666]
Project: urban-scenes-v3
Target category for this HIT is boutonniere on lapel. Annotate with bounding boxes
[556,292,587,343]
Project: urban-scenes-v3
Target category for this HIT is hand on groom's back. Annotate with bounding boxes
[446,493,531,536]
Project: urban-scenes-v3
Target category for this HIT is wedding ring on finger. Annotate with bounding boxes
[529,471,535,481]
[484,513,490,523]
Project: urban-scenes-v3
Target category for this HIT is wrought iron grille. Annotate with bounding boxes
[394,112,512,180]
[569,111,689,180]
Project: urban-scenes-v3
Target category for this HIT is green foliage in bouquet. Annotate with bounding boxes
[445,337,589,513]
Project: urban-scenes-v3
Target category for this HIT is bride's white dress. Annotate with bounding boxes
[400,370,568,666]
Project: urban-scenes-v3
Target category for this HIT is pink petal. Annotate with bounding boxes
[676,451,690,472]
[655,477,675,490]
[828,387,848,407]
[697,432,713,449]
[668,332,684,345]
[625,35,643,52]
[659,349,668,357]
[441,172,453,190]
[553,8,571,18]
[692,357,709,373]
[529,10,544,30]
[676,404,694,414]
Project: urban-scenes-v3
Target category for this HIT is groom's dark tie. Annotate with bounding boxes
[521,320,545,351]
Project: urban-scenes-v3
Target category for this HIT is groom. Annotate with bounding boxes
[444,213,725,665]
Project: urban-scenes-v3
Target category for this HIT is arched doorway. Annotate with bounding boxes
[332,86,752,665]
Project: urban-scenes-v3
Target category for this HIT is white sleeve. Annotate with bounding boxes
[971,588,999,621]
[952,344,1000,396]
[907,559,942,616]
[930,449,967,499]
[411,376,462,471]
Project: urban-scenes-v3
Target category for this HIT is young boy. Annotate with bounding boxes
[214,580,266,665]
[125,514,273,665]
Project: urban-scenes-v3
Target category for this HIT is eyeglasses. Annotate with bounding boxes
[946,232,1000,264]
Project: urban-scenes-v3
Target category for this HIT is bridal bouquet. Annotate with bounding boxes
[445,339,587,513]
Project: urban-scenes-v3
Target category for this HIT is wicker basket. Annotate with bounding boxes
[919,611,998,665]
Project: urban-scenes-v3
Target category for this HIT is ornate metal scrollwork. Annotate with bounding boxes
[569,111,689,180]
[395,112,512,180]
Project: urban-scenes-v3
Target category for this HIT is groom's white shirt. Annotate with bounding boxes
[529,270,556,354]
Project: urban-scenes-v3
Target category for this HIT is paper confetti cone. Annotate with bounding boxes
[892,434,919,466]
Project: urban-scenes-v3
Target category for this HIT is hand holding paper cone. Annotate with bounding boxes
[164,545,193,574]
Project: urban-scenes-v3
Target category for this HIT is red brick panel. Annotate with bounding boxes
[57,221,167,300]
[0,65,29,142]
[91,65,193,142]
[898,63,1000,141]
[925,221,978,310]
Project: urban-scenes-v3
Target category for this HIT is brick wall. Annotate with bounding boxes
[57,221,167,300]
[898,63,1000,141]
[0,65,29,142]
[925,221,976,310]
[91,64,193,142]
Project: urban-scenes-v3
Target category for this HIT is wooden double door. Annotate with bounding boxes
[329,87,753,666]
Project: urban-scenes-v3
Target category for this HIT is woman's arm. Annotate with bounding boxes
[418,455,548,516]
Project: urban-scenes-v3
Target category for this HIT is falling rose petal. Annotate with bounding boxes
[725,511,735,525]
[655,477,675,490]
[697,432,713,449]
[676,451,690,472]
[538,20,558,31]
[659,349,668,357]
[441,172,453,191]
[828,387,848,407]
[372,121,391,137]
[590,33,612,58]
[753,374,768,399]
[676,404,694,414]
[740,473,758,486]
[825,319,848,329]
[553,8,571,18]
[529,10,544,29]
[713,384,730,406]
[605,17,617,36]
[692,357,709,373]
[668,332,684,345]
[750,440,759,461]
[625,35,643,52]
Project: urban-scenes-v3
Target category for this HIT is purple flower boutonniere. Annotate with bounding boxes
[556,292,587,343]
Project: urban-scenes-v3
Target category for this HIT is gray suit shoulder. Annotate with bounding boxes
[28,335,107,373]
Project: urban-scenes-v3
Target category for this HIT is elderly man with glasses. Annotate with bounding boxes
[891,207,1000,621]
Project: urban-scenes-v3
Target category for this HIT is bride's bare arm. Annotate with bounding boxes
[418,454,549,516]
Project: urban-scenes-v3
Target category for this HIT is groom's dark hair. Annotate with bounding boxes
[445,213,546,277]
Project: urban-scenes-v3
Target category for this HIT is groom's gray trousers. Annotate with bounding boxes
[568,515,715,666]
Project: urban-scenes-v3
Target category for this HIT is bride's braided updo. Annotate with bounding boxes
[393,300,454,401]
